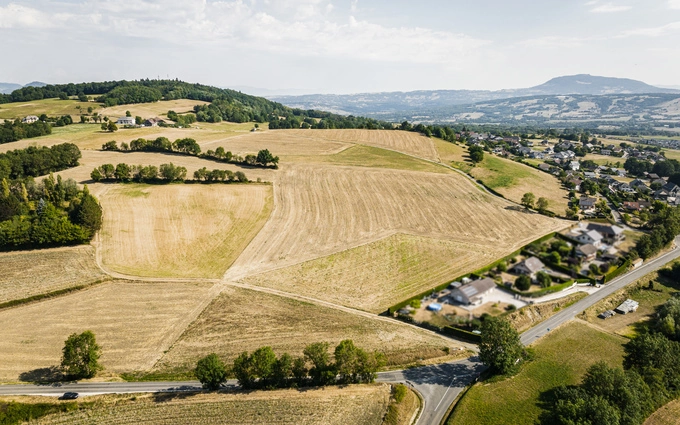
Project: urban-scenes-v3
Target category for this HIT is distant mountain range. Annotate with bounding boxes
[0,81,47,94]
[269,75,680,116]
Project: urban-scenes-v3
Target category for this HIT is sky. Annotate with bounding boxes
[1,0,679,94]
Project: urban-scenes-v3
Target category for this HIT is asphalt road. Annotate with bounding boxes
[1,239,677,425]
[520,236,680,345]
[0,359,484,425]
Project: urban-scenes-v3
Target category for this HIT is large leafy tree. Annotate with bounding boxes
[60,330,103,379]
[478,317,524,375]
[195,353,227,391]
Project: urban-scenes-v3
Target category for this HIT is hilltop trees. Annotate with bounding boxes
[61,331,103,379]
[469,145,484,163]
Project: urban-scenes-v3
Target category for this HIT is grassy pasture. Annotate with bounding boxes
[432,139,568,213]
[99,183,273,278]
[98,99,209,119]
[243,233,494,313]
[14,385,390,425]
[151,285,462,377]
[0,98,94,120]
[448,322,626,425]
[581,260,680,338]
[0,280,215,381]
[0,246,105,304]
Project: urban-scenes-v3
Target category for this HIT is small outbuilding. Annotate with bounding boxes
[116,117,135,126]
[615,299,639,315]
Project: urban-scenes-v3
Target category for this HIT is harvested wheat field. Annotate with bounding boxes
[0,246,106,304]
[305,145,450,174]
[152,285,461,376]
[98,99,209,119]
[296,129,441,161]
[0,280,215,381]
[47,150,275,190]
[25,385,390,425]
[225,164,565,283]
[0,98,93,120]
[244,233,493,313]
[99,183,273,278]
[0,122,254,152]
[200,129,352,158]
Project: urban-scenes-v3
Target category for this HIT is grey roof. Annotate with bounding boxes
[521,257,545,273]
[582,230,604,242]
[577,244,598,256]
[458,278,496,298]
[587,223,624,236]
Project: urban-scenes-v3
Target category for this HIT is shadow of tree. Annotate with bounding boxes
[19,366,64,384]
[152,389,203,403]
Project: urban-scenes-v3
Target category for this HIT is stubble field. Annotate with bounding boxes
[243,233,494,313]
[226,164,565,296]
[151,285,462,376]
[22,385,390,425]
[0,246,105,304]
[99,184,273,278]
[0,280,216,381]
[98,99,209,119]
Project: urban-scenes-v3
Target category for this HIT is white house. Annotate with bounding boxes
[575,230,604,247]
[116,117,135,126]
[449,278,496,306]
[22,115,39,124]
[512,257,545,278]
[569,161,580,171]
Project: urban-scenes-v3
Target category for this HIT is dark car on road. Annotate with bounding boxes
[61,392,79,400]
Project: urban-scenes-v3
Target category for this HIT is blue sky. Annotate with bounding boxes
[1,0,679,94]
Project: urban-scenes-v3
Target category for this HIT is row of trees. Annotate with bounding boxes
[542,295,680,425]
[0,119,52,144]
[521,192,550,213]
[101,138,279,168]
[195,340,384,391]
[624,157,680,178]
[90,163,189,183]
[0,143,81,180]
[0,176,102,250]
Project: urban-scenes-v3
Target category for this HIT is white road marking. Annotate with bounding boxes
[434,375,457,411]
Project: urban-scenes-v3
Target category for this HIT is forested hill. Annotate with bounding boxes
[0,79,394,129]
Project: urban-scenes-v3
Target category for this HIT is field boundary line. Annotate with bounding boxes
[0,277,112,311]
[218,279,478,351]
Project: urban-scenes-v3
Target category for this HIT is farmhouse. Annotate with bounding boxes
[116,116,136,126]
[144,118,165,127]
[21,115,39,124]
[569,161,580,171]
[449,278,496,306]
[512,256,545,278]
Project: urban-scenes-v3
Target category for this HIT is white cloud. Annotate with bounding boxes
[590,2,632,12]
[0,3,55,28]
[669,0,680,9]
[620,21,680,37]
[520,36,589,48]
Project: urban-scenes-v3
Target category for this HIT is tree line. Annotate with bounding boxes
[101,138,279,168]
[634,205,680,259]
[541,292,680,425]
[195,340,384,391]
[0,119,52,144]
[0,176,102,250]
[0,143,81,180]
[90,162,249,184]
